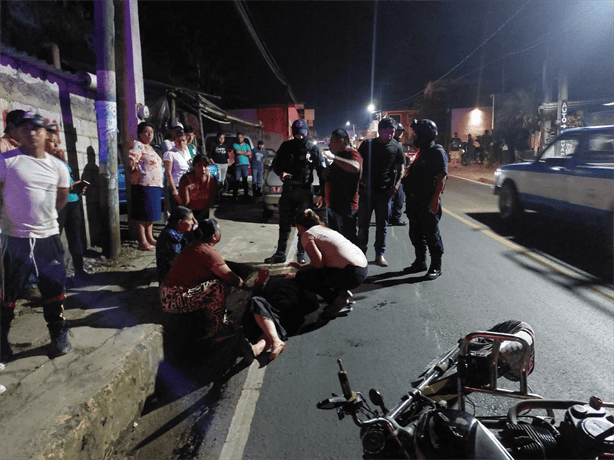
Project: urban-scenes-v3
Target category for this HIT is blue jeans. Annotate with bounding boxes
[390,184,405,223]
[234,164,249,180]
[326,207,358,246]
[252,165,263,188]
[357,189,393,257]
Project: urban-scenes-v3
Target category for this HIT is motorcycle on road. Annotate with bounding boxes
[317,320,613,459]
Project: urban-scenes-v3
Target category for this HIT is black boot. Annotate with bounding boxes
[47,320,73,358]
[264,252,287,264]
[404,259,427,273]
[426,260,442,280]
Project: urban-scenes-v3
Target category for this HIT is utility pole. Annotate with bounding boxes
[116,0,146,239]
[94,0,121,259]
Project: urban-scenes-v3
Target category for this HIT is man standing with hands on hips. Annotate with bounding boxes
[264,119,324,265]
[402,119,447,280]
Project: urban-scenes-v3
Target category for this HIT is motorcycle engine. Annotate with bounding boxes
[500,422,558,459]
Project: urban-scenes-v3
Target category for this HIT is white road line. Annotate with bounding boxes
[448,173,495,186]
[218,231,298,460]
[218,363,266,460]
[444,208,614,302]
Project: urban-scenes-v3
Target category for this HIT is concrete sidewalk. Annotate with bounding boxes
[0,212,288,460]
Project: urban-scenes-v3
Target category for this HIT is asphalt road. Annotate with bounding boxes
[232,176,614,459]
[114,176,614,459]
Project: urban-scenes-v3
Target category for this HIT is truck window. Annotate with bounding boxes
[540,135,579,162]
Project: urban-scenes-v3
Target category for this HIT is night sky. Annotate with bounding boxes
[224,0,614,137]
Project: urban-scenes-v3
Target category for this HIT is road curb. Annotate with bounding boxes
[1,324,164,460]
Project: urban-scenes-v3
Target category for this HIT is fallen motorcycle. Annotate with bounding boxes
[317,320,613,459]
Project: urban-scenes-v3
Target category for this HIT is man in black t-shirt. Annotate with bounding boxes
[323,128,362,244]
[209,133,231,196]
[357,117,405,267]
[403,119,448,280]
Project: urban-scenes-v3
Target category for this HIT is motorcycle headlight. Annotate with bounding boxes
[361,426,386,454]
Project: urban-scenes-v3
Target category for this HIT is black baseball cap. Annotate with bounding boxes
[15,111,46,129]
[292,119,309,136]
[331,128,349,143]
[396,123,405,132]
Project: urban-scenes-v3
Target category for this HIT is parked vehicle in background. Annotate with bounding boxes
[494,125,614,235]
[262,146,331,219]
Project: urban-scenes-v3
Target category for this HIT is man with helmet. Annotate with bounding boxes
[402,119,448,280]
[264,119,324,264]
[357,117,406,267]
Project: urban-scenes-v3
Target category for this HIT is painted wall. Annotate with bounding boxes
[0,52,103,246]
[450,107,493,142]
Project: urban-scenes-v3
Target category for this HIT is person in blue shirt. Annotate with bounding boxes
[251,140,266,197]
[233,133,252,202]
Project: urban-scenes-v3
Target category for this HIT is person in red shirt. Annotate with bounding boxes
[160,218,268,343]
[177,153,217,221]
[321,128,362,245]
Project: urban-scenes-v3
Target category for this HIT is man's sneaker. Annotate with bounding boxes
[426,265,442,280]
[264,252,286,264]
[47,320,73,358]
[404,260,427,273]
[297,252,306,264]
[389,220,407,226]
[375,255,388,267]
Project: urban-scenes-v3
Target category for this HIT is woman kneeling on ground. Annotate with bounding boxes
[160,218,267,341]
[289,209,368,318]
[155,206,197,283]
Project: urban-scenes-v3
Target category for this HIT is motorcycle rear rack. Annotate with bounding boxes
[457,331,543,412]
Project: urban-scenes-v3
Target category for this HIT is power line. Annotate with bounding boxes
[232,0,298,105]
[388,0,532,105]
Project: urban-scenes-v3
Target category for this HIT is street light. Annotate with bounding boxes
[346,120,356,134]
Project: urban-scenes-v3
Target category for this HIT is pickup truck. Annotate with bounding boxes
[494,125,614,234]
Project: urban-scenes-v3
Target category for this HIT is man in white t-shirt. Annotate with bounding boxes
[0,112,71,362]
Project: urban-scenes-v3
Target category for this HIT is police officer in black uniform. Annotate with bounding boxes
[403,119,448,280]
[264,119,324,264]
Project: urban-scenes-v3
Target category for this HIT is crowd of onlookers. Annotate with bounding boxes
[0,110,451,374]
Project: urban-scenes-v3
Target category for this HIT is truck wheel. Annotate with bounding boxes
[263,209,274,220]
[499,181,522,221]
